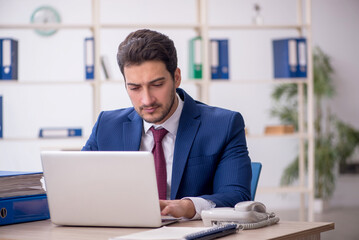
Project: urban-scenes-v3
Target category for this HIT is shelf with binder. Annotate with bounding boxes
[196,0,314,221]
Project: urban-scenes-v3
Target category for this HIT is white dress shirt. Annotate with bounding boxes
[139,94,215,219]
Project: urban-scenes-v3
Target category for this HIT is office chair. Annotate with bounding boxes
[251,162,262,200]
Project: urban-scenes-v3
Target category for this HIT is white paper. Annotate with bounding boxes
[109,226,209,240]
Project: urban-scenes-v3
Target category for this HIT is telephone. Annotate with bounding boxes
[201,201,280,230]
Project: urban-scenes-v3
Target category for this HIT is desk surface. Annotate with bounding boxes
[0,219,334,240]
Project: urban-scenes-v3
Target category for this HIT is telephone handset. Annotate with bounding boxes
[201,201,280,230]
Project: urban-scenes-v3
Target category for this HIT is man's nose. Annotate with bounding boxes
[141,89,155,106]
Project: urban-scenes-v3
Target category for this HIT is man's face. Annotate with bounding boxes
[124,60,181,125]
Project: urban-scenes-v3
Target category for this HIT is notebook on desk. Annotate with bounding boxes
[40,151,179,227]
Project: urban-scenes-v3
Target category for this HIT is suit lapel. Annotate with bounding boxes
[123,110,143,151]
[171,89,201,199]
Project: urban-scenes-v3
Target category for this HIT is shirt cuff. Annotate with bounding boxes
[182,197,216,220]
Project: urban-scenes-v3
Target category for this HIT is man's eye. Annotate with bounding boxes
[153,83,163,87]
[129,86,139,91]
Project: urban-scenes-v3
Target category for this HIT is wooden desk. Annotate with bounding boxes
[0,219,334,240]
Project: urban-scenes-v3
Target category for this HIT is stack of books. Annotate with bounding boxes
[0,171,50,226]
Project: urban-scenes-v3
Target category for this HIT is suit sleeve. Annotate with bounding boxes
[201,112,252,207]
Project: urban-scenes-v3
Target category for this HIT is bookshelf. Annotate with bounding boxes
[0,0,314,221]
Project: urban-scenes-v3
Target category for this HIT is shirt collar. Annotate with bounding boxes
[143,93,184,136]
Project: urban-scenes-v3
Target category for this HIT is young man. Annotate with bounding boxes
[82,29,252,219]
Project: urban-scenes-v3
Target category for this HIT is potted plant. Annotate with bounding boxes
[270,46,359,211]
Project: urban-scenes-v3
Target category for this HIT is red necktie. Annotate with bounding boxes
[150,126,168,200]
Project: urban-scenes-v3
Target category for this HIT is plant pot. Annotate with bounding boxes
[314,198,329,213]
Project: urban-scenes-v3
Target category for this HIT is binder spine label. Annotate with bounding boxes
[297,40,307,77]
[210,40,220,79]
[2,40,11,70]
[288,40,297,73]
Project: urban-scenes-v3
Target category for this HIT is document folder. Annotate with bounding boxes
[210,40,220,79]
[210,39,229,80]
[84,37,94,80]
[0,38,18,80]
[39,127,82,138]
[273,37,307,78]
[218,39,229,79]
[189,36,202,79]
[296,38,307,78]
[0,194,50,226]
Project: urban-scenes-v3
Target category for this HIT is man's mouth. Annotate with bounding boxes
[141,105,160,114]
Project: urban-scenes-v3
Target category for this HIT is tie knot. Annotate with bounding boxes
[150,126,168,143]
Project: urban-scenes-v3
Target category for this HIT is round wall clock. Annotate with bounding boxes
[30,6,61,36]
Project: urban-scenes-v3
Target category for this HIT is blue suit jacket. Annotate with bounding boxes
[82,88,252,207]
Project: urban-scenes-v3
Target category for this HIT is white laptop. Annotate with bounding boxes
[41,151,178,227]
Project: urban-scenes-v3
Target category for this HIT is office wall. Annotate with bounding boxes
[311,0,359,208]
[0,0,358,209]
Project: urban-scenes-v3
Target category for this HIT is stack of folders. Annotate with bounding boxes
[0,171,50,226]
[189,37,229,80]
[272,37,307,78]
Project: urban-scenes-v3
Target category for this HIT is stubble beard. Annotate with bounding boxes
[139,88,176,124]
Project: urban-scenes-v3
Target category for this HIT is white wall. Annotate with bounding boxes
[312,0,359,129]
[0,0,358,210]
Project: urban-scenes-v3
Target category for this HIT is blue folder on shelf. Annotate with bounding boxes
[0,38,18,80]
[210,40,220,79]
[296,38,307,78]
[210,39,229,80]
[84,37,94,80]
[39,127,82,138]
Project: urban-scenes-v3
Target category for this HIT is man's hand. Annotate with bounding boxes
[159,199,196,219]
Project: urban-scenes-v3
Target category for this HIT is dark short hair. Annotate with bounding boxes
[117,29,178,80]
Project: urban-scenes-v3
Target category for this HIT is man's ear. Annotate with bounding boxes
[174,68,181,88]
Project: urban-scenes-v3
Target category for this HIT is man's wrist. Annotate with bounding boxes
[181,199,196,219]
[182,197,216,220]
